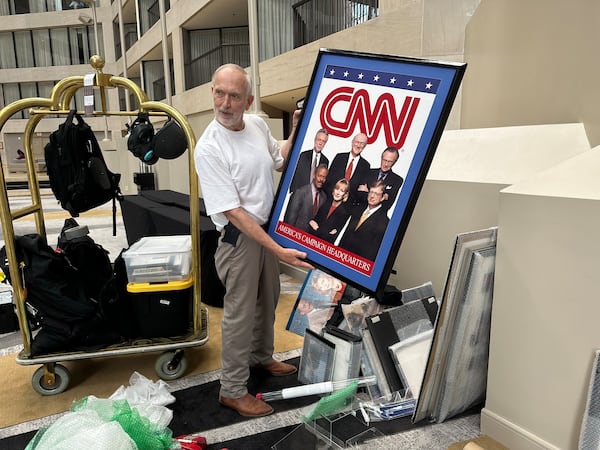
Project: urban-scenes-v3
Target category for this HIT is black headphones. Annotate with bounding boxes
[127,113,158,164]
[127,113,187,165]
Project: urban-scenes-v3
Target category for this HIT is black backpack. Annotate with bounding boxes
[44,109,122,235]
[1,234,122,356]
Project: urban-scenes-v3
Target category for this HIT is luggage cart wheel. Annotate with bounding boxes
[32,363,71,395]
[155,350,188,380]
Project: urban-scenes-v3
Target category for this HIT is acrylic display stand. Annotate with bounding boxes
[272,410,384,449]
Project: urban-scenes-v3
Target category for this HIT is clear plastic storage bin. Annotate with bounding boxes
[123,235,192,283]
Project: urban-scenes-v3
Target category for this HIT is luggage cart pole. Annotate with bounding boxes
[0,55,209,394]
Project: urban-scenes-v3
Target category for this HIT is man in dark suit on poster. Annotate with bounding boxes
[355,147,403,212]
[323,132,370,207]
[284,164,329,231]
[289,129,330,194]
[338,180,389,262]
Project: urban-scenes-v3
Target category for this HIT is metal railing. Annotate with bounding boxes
[185,45,250,90]
[292,0,379,48]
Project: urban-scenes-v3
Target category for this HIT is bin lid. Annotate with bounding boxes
[125,235,191,257]
[127,276,193,293]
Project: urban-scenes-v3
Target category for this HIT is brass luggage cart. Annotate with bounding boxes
[0,56,209,395]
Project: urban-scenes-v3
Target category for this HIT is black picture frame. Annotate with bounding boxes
[268,48,466,296]
[298,328,336,385]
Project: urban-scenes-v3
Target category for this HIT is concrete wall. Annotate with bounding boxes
[481,148,600,449]
[389,123,590,294]
[461,0,600,147]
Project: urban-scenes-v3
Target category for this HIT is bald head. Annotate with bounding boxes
[212,64,252,97]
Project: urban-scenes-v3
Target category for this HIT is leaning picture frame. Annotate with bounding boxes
[298,328,336,385]
[413,227,498,424]
[267,48,466,296]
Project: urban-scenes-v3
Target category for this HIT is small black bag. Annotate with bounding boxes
[57,218,113,304]
[0,303,19,334]
[45,109,122,234]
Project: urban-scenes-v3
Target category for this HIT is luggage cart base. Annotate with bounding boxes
[16,307,209,395]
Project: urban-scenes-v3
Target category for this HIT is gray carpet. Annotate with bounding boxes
[0,345,481,449]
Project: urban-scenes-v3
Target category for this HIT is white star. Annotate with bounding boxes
[358,73,364,79]
[425,82,433,89]
[329,69,335,76]
[390,77,396,84]
[407,79,414,87]
[343,71,349,77]
[373,74,380,82]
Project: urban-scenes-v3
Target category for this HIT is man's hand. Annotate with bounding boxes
[292,109,302,128]
[280,109,302,166]
[277,247,314,270]
[225,207,314,270]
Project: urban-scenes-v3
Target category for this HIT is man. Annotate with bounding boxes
[324,133,370,207]
[284,164,328,231]
[289,129,329,194]
[356,147,403,211]
[338,180,389,262]
[195,63,312,418]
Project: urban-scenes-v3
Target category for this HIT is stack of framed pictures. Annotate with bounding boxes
[413,227,498,424]
[361,296,438,400]
[298,325,363,386]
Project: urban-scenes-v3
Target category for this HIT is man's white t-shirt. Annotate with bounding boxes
[194,114,284,231]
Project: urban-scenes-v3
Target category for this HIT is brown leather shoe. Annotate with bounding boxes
[261,360,298,377]
[218,393,274,417]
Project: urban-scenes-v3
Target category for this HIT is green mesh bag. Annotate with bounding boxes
[72,396,175,450]
[26,396,177,450]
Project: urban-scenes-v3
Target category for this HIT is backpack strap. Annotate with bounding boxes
[112,196,117,237]
[57,109,78,145]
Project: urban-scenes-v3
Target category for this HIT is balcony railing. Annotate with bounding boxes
[1,1,90,15]
[292,0,379,48]
[185,45,250,91]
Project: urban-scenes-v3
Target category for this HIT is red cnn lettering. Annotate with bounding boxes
[320,86,420,149]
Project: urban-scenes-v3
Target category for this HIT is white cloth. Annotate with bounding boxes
[194,114,284,231]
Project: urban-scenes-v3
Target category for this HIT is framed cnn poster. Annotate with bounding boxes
[267,48,466,296]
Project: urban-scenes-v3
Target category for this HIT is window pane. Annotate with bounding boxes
[50,28,70,65]
[15,31,34,68]
[222,27,248,45]
[38,81,55,99]
[20,82,37,118]
[32,29,53,67]
[70,27,90,64]
[0,32,16,69]
[2,83,23,118]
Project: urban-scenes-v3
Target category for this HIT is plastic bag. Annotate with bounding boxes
[25,409,137,450]
[72,396,175,450]
[26,396,178,450]
[111,371,176,407]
